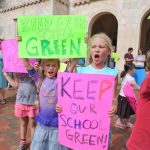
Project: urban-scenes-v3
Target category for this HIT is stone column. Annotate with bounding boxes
[116,21,140,72]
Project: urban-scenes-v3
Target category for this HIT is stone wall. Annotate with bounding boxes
[0,0,36,9]
[52,0,69,15]
[0,0,70,39]
[69,0,150,70]
[0,0,150,71]
[0,0,52,39]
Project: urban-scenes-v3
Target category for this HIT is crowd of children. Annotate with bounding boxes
[1,32,150,150]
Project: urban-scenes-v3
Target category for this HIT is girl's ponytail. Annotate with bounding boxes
[120,70,126,78]
[120,63,135,78]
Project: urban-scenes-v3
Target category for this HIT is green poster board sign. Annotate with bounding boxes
[18,16,87,58]
[112,52,119,62]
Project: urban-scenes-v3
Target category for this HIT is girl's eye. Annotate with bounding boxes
[52,64,56,67]
[99,46,106,49]
[46,64,50,67]
[92,45,96,48]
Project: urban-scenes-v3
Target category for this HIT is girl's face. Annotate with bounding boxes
[43,59,59,78]
[90,37,111,66]
[138,50,142,55]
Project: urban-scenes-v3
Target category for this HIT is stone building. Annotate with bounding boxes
[0,0,150,70]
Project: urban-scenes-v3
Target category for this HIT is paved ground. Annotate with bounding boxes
[0,88,134,150]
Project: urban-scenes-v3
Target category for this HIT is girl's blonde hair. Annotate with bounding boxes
[41,59,60,69]
[88,33,113,51]
[146,51,150,70]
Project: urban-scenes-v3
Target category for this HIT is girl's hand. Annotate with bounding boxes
[33,100,40,109]
[17,35,22,41]
[84,33,88,44]
[109,104,117,117]
[67,58,79,72]
[3,71,8,77]
[56,103,62,113]
[61,58,70,64]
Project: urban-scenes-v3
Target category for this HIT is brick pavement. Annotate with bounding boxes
[0,88,134,150]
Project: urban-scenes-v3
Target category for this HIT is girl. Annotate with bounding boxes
[126,51,150,150]
[57,33,119,147]
[0,39,7,104]
[65,33,118,116]
[23,58,68,150]
[115,63,140,129]
[3,72,38,150]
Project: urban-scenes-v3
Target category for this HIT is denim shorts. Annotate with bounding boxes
[30,123,69,150]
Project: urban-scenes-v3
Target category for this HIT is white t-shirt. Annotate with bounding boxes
[119,74,136,97]
[134,55,145,68]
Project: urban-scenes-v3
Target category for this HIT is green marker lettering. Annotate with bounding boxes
[41,40,54,56]
[70,38,81,56]
[54,40,60,55]
[62,39,66,55]
[26,37,39,56]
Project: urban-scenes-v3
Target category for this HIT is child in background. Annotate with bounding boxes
[115,63,140,129]
[3,72,38,150]
[57,33,119,147]
[23,58,69,150]
[126,51,150,150]
[0,39,7,104]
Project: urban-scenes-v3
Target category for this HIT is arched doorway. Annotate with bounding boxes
[89,12,118,67]
[91,13,118,48]
[140,12,150,53]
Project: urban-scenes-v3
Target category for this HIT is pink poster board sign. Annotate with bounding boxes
[123,82,137,113]
[1,39,36,73]
[58,72,115,150]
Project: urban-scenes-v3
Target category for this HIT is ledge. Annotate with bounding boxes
[55,0,69,7]
[0,0,49,13]
[72,0,91,6]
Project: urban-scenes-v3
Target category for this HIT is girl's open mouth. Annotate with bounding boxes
[48,71,53,75]
[94,54,100,58]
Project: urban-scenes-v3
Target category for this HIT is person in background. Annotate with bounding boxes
[132,49,146,86]
[109,46,120,69]
[126,51,150,150]
[115,63,140,129]
[77,58,85,66]
[0,39,7,104]
[124,47,134,64]
[3,63,38,150]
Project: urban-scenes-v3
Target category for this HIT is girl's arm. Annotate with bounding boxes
[66,58,79,72]
[3,72,18,88]
[131,80,140,90]
[109,75,118,117]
